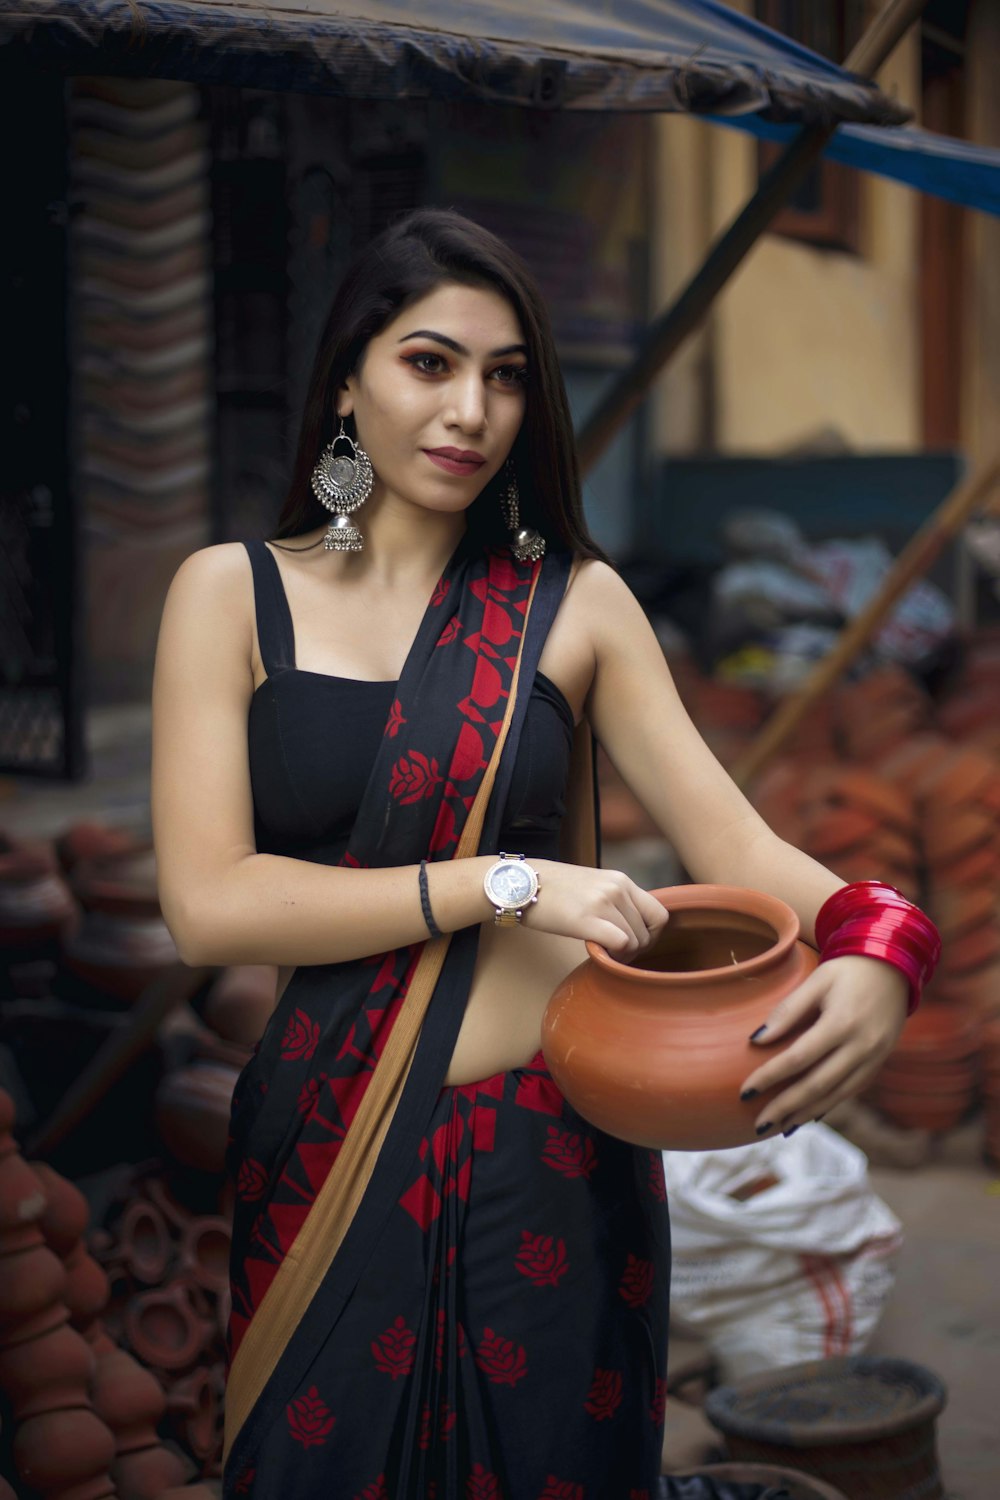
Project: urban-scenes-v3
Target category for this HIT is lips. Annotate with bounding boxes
[423,448,486,477]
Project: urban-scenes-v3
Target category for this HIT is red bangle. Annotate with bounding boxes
[815,880,941,1016]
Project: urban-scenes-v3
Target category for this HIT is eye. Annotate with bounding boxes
[402,351,448,375]
[491,364,529,388]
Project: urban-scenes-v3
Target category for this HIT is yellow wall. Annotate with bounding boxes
[650,16,922,456]
[963,0,1000,475]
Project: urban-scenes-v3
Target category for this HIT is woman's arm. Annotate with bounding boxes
[151,545,498,966]
[578,560,909,1132]
[151,546,665,968]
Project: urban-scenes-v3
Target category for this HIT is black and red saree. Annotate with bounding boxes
[224,538,670,1499]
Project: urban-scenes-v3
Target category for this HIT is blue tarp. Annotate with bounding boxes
[718,113,1000,220]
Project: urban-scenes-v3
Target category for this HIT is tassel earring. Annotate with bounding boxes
[310,419,373,552]
[500,459,545,562]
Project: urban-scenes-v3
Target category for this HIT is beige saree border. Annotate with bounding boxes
[223,567,541,1462]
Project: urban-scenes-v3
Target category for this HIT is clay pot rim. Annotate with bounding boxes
[586,884,804,986]
[704,1355,947,1445]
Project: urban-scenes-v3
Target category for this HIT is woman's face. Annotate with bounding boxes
[338,280,528,516]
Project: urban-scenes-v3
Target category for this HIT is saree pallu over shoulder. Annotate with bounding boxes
[224,541,575,1474]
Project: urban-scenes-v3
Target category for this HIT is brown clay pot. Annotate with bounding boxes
[672,1463,849,1500]
[542,885,818,1150]
[12,1404,116,1500]
[179,1216,231,1293]
[31,1162,90,1256]
[202,965,277,1046]
[705,1355,947,1500]
[119,1199,172,1285]
[0,1314,95,1418]
[124,1282,214,1371]
[154,1063,238,1174]
[90,1344,166,1452]
[111,1443,187,1500]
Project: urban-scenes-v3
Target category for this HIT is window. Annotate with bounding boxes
[755,0,865,252]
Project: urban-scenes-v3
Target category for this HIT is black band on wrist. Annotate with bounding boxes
[419,859,443,939]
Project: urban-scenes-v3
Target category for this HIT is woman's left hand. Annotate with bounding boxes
[739,956,910,1136]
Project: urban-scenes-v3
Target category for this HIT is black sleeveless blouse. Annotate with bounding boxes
[244,540,574,866]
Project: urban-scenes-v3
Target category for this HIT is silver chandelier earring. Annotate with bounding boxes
[500,459,546,562]
[310,419,374,552]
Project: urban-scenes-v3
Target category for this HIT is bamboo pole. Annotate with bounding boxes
[731,456,1000,790]
[576,0,929,474]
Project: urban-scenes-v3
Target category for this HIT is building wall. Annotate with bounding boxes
[963,0,1000,472]
[650,15,923,458]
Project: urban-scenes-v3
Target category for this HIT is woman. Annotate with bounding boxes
[152,210,937,1499]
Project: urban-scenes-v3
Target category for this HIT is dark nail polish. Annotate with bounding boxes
[755,1122,773,1136]
[740,1088,759,1102]
[783,1125,800,1139]
[749,1025,768,1042]
[814,1114,826,1123]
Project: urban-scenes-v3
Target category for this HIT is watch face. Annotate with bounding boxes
[491,861,534,906]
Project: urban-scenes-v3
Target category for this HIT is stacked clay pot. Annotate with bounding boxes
[835,666,931,763]
[750,761,920,900]
[0,1087,119,1500]
[869,1004,980,1134]
[0,832,78,971]
[30,1160,188,1499]
[92,1172,232,1477]
[877,737,1000,1020]
[60,846,179,1005]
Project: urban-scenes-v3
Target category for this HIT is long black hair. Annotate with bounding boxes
[274,208,611,564]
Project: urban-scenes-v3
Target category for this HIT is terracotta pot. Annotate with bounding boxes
[31,1162,90,1255]
[202,965,277,1046]
[12,1405,116,1500]
[874,1092,970,1133]
[0,835,78,947]
[62,1240,112,1330]
[705,1355,947,1500]
[111,1442,187,1500]
[119,1199,171,1285]
[124,1282,214,1371]
[179,1216,231,1293]
[0,1315,95,1418]
[90,1344,166,1452]
[672,1462,849,1500]
[0,1094,49,1253]
[167,1367,219,1460]
[154,1064,238,1174]
[542,885,818,1150]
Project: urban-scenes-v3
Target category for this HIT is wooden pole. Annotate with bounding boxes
[731,456,1000,789]
[576,0,930,475]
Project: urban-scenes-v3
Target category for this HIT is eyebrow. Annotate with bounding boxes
[397,328,528,359]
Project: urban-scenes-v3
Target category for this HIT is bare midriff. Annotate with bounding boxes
[272,921,587,1087]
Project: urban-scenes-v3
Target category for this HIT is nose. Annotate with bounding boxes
[445,373,487,434]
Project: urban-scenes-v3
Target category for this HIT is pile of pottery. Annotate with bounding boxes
[0,1084,211,1500]
[749,762,920,900]
[155,963,276,1176]
[0,822,180,1007]
[867,1004,981,1135]
[876,737,1000,1020]
[90,1170,234,1481]
[936,626,1000,758]
[835,666,932,763]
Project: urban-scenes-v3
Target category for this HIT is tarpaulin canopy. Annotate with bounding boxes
[0,0,909,122]
[720,113,1000,220]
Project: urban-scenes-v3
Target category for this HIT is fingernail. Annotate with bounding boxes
[740,1088,759,1102]
[814,1114,826,1123]
[749,1025,768,1042]
[755,1122,773,1136]
[783,1125,800,1139]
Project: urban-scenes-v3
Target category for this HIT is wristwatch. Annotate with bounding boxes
[483,851,539,926]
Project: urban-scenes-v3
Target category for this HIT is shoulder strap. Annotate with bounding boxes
[243,539,296,674]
